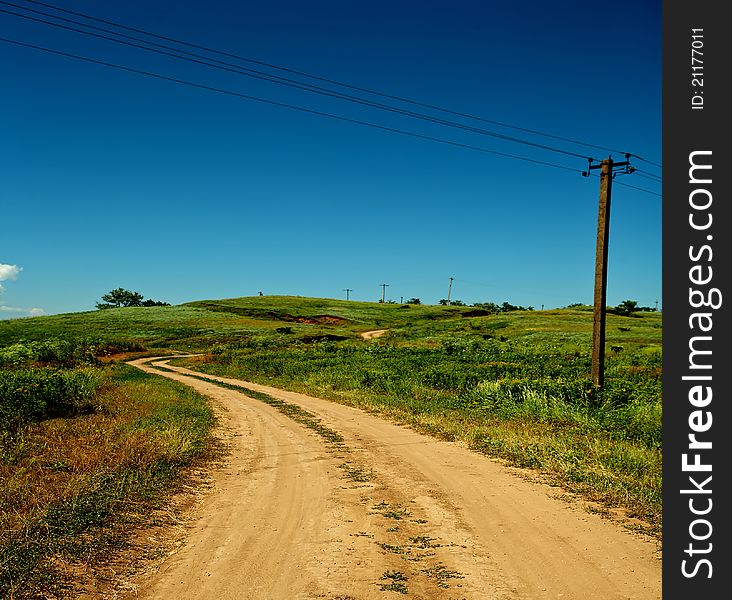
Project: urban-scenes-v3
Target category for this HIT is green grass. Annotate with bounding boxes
[379,570,408,594]
[0,295,548,350]
[0,296,441,351]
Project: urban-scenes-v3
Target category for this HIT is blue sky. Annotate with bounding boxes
[1,0,662,317]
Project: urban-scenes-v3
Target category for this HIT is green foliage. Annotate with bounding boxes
[462,300,534,312]
[0,368,107,433]
[197,333,660,448]
[500,301,534,312]
[379,570,408,593]
[0,337,145,441]
[96,288,169,310]
[471,302,500,312]
[96,288,144,309]
[0,338,145,368]
[0,339,94,367]
[611,299,639,317]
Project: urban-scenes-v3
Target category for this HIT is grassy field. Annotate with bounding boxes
[1,294,662,589]
[0,339,216,598]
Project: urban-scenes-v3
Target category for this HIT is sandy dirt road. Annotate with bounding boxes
[125,357,661,600]
[359,329,389,340]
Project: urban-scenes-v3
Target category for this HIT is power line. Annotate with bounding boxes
[633,156,662,169]
[1,36,588,175]
[634,172,662,184]
[613,179,662,197]
[634,168,662,181]
[12,0,659,164]
[0,3,595,162]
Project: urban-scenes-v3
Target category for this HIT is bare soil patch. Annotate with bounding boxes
[360,329,388,340]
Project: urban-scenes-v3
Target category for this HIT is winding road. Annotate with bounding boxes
[124,357,661,600]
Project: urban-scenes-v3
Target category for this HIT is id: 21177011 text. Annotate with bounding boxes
[691,28,704,110]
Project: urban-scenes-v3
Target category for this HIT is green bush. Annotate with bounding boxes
[0,339,146,368]
[0,368,107,432]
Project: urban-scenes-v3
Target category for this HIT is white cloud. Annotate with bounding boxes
[0,305,45,319]
[0,264,22,281]
[0,265,43,318]
[0,305,25,313]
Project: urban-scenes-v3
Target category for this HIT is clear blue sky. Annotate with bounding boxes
[1,0,662,317]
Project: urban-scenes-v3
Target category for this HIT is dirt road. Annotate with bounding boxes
[126,357,661,599]
[359,329,389,340]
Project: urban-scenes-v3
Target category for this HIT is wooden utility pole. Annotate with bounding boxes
[587,156,630,389]
[344,288,352,300]
[447,277,454,305]
[380,283,389,303]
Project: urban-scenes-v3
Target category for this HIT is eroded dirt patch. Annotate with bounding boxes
[360,329,388,339]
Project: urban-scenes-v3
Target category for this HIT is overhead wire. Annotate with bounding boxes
[633,156,662,169]
[3,1,663,185]
[634,167,662,180]
[634,172,662,184]
[2,31,664,196]
[11,0,660,165]
[0,36,586,175]
[0,4,597,161]
[613,180,662,197]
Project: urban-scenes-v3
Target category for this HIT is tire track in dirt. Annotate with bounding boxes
[125,357,661,600]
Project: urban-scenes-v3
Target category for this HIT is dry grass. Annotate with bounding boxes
[0,364,215,598]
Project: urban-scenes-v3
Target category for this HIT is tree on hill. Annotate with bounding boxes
[500,301,534,312]
[439,299,465,306]
[611,299,638,317]
[471,302,500,312]
[96,288,170,309]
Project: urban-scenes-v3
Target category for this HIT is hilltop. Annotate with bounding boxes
[0,294,661,356]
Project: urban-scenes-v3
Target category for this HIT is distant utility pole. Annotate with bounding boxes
[344,288,352,300]
[585,155,632,389]
[655,299,659,312]
[447,277,454,306]
[380,283,389,303]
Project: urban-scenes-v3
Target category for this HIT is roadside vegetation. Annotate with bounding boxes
[0,339,215,598]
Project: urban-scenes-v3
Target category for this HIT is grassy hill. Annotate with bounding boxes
[0,294,661,354]
[1,296,661,595]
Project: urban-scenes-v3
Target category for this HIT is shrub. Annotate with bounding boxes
[0,368,107,432]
